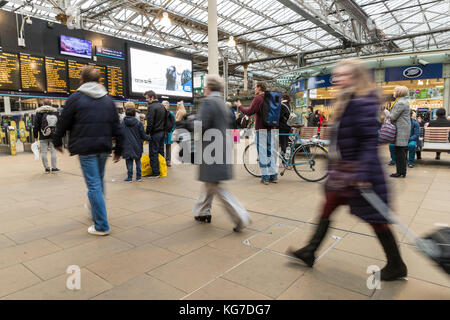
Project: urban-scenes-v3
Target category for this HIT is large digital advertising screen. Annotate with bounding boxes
[60,35,92,59]
[128,47,192,98]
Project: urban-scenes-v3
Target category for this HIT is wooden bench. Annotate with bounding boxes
[420,127,450,153]
[298,126,330,145]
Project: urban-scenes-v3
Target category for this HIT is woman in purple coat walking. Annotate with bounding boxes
[288,59,407,281]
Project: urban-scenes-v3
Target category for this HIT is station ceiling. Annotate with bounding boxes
[2,0,450,84]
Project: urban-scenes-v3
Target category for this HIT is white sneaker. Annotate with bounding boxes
[87,225,110,236]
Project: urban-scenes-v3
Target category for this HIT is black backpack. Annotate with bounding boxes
[165,110,176,133]
[41,113,58,137]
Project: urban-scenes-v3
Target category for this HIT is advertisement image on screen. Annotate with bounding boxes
[60,35,92,59]
[129,47,192,98]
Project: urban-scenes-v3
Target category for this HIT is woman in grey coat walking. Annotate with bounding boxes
[192,75,251,232]
[390,86,411,178]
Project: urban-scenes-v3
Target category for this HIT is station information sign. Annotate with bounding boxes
[68,60,87,93]
[0,51,20,91]
[45,57,68,94]
[20,54,46,92]
[89,64,107,87]
[107,66,124,97]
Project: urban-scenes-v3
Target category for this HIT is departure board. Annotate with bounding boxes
[107,66,124,97]
[68,60,87,93]
[45,57,68,94]
[20,54,46,92]
[89,64,106,87]
[0,52,20,91]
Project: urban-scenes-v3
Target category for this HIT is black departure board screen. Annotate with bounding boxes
[68,60,87,93]
[0,52,20,91]
[45,57,68,94]
[107,66,124,97]
[89,64,106,87]
[20,54,46,92]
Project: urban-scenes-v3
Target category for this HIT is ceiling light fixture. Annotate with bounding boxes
[227,36,236,47]
[160,12,172,28]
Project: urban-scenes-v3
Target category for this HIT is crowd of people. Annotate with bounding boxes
[31,60,449,282]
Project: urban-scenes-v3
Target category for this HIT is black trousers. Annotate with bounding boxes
[395,146,407,175]
[165,144,171,162]
[279,134,288,155]
[149,131,165,176]
[279,129,290,155]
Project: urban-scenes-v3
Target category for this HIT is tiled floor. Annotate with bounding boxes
[0,148,449,300]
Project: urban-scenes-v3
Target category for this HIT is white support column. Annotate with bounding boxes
[223,57,229,101]
[443,63,450,114]
[243,64,248,92]
[207,0,219,76]
[4,97,11,114]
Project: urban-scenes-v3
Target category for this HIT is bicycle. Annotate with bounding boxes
[243,130,328,182]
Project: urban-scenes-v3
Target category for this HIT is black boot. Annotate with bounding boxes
[287,219,330,267]
[375,228,408,281]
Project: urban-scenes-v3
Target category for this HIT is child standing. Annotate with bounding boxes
[121,106,150,182]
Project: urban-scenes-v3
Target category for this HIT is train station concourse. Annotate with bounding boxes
[0,0,449,307]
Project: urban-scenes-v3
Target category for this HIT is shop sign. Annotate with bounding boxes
[95,47,125,60]
[403,67,423,79]
[307,75,333,89]
[291,79,305,93]
[385,63,442,81]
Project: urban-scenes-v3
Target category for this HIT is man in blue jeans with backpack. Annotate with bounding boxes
[53,66,123,236]
[236,81,278,185]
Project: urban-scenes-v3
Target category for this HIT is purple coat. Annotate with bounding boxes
[335,93,389,224]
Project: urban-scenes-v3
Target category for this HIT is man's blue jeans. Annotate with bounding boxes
[79,153,110,232]
[389,141,417,165]
[126,158,141,180]
[256,130,278,180]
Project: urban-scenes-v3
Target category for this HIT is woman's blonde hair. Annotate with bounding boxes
[162,100,170,107]
[176,101,185,111]
[124,101,135,109]
[176,101,187,121]
[394,86,408,98]
[331,59,377,123]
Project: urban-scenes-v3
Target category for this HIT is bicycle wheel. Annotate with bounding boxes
[292,143,328,182]
[243,143,261,177]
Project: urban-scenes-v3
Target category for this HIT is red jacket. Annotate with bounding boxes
[238,94,271,130]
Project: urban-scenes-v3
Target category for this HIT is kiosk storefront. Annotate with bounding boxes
[307,74,337,122]
[290,79,307,124]
[382,63,444,122]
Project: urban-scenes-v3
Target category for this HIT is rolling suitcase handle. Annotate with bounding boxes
[359,188,441,259]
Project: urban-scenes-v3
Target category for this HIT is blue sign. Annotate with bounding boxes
[385,63,442,81]
[95,47,125,60]
[290,79,305,93]
[307,74,334,89]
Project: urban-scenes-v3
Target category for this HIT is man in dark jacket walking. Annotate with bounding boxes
[122,107,150,182]
[427,108,450,160]
[53,66,122,236]
[33,99,60,173]
[144,90,167,178]
[193,75,251,232]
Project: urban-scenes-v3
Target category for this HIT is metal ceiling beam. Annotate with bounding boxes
[276,0,356,43]
[229,26,450,67]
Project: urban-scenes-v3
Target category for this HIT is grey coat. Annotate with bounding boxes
[198,92,233,182]
[390,97,411,146]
